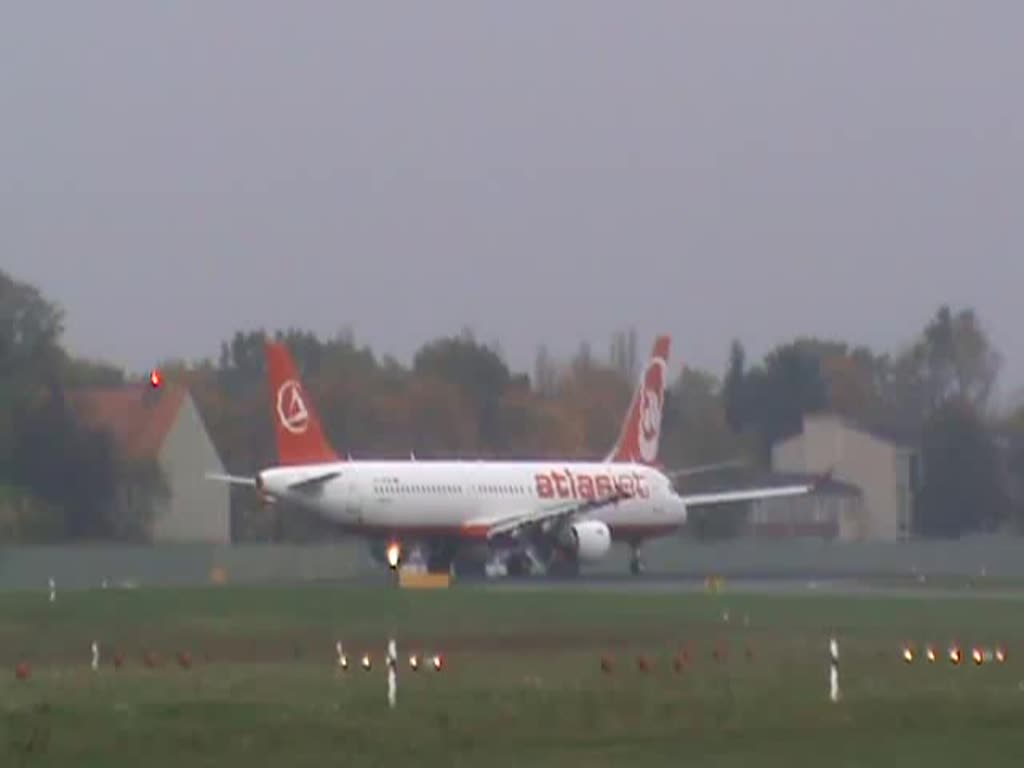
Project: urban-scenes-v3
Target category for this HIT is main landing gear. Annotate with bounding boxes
[546,552,581,579]
[629,543,644,576]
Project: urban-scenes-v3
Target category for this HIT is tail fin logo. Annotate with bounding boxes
[637,359,666,463]
[276,380,310,434]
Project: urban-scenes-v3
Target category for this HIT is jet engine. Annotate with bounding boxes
[562,520,612,561]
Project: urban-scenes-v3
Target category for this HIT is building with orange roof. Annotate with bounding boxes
[71,380,230,543]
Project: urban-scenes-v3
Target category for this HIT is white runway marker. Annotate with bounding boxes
[336,641,348,670]
[829,636,840,702]
[387,638,397,709]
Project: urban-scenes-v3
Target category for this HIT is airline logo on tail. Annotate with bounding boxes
[637,357,666,463]
[277,380,310,434]
[265,342,340,465]
[607,335,670,465]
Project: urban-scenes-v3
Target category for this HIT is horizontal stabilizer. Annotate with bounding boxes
[205,473,257,486]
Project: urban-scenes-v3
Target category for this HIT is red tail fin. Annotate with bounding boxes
[264,341,341,465]
[606,335,671,465]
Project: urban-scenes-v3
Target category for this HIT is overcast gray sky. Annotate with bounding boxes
[2,2,1021,391]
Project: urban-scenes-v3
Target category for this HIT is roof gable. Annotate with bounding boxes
[70,383,187,461]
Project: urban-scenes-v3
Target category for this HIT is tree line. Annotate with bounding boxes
[2,266,1023,542]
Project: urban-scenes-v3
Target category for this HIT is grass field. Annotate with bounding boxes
[2,583,1024,766]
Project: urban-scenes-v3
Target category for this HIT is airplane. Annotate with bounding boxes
[208,335,817,577]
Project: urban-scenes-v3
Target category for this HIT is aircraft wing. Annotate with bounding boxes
[478,489,634,541]
[680,483,814,508]
[285,471,342,492]
[205,470,341,493]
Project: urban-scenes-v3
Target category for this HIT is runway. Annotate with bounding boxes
[469,573,1024,600]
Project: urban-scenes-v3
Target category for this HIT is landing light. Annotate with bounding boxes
[431,654,443,671]
[386,542,401,569]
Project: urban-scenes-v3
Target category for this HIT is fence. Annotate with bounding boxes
[594,534,1024,580]
[0,540,369,591]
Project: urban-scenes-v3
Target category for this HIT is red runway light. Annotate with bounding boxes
[149,369,163,388]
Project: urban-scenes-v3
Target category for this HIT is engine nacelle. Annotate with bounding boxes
[565,520,612,562]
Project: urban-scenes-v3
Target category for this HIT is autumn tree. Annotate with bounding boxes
[554,346,632,458]
[661,367,750,470]
[721,338,830,463]
[900,306,1007,536]
[413,332,512,451]
[915,397,1008,536]
[532,344,560,397]
[1003,406,1024,532]
[0,269,160,541]
[609,328,638,382]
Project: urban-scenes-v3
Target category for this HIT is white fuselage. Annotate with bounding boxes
[258,460,687,542]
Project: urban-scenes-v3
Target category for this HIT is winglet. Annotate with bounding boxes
[813,467,834,490]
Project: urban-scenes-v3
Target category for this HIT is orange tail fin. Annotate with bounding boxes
[606,335,671,465]
[264,341,341,465]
